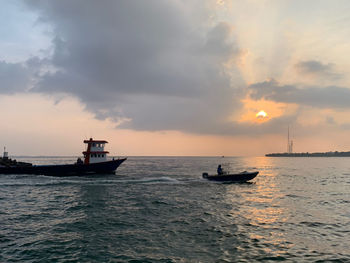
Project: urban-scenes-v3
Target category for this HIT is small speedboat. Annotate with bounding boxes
[202,171,258,182]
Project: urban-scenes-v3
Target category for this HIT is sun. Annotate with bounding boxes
[256,110,268,118]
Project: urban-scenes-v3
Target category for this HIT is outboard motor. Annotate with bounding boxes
[202,172,209,178]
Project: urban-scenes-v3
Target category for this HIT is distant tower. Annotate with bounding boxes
[287,126,290,153]
[82,138,109,164]
[287,126,294,154]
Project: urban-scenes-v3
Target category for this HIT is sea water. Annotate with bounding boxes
[1,156,350,262]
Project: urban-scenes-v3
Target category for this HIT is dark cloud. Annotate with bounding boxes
[295,60,341,79]
[0,60,30,94]
[249,79,350,109]
[22,0,249,134]
[222,113,298,136]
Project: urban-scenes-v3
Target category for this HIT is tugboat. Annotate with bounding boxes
[0,138,126,176]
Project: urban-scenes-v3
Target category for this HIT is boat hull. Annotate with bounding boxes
[202,171,258,182]
[0,158,127,176]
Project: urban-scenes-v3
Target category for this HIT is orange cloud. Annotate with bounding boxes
[237,97,296,124]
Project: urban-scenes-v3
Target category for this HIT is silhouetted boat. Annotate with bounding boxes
[0,138,126,176]
[202,171,258,182]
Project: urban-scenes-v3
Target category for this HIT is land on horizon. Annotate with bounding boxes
[266,151,350,157]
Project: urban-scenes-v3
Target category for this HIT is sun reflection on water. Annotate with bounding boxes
[222,157,293,257]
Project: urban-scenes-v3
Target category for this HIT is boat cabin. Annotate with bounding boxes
[3,147,8,160]
[82,138,109,164]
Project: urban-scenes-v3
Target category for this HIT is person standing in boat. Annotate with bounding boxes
[217,164,223,175]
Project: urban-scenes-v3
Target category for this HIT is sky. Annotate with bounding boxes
[1,0,350,156]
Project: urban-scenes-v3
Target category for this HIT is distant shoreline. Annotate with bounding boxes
[266,151,350,157]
